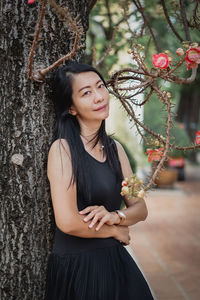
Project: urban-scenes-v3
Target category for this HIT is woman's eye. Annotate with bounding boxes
[98,83,105,88]
[83,91,90,96]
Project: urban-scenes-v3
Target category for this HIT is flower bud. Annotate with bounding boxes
[176,48,184,56]
[191,42,198,48]
[138,190,145,198]
[168,56,173,64]
[121,186,129,196]
[167,92,171,98]
[182,41,190,49]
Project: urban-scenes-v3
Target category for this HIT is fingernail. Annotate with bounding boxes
[84,218,87,221]
[79,211,83,214]
[89,224,93,228]
[96,228,99,231]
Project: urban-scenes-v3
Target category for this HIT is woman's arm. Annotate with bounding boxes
[47,139,129,244]
[80,140,148,230]
[115,140,148,226]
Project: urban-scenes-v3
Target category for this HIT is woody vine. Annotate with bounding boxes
[27,0,200,199]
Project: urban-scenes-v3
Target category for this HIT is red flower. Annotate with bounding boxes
[28,0,35,4]
[195,130,200,145]
[145,148,164,162]
[152,53,169,69]
[122,180,128,186]
[185,61,198,70]
[185,47,200,70]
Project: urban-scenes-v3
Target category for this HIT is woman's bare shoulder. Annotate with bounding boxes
[113,139,133,176]
[49,138,70,155]
[47,138,71,180]
[113,139,126,158]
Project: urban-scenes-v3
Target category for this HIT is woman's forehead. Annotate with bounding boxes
[72,71,102,89]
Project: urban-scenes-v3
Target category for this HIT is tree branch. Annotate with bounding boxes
[160,0,183,42]
[132,0,160,52]
[89,0,98,12]
[179,0,191,41]
[105,0,113,39]
[27,0,47,81]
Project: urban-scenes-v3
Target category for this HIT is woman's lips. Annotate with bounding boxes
[94,104,107,111]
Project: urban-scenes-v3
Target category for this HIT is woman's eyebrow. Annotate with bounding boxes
[78,80,103,93]
[78,85,90,92]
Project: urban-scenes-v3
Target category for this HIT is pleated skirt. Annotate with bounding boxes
[45,243,154,300]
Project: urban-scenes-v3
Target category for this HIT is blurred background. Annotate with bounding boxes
[85,1,200,299]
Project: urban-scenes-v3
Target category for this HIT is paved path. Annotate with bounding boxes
[128,164,200,300]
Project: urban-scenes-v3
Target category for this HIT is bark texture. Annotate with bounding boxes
[0,1,90,299]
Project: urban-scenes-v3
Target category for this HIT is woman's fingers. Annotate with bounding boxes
[83,207,104,222]
[95,215,110,231]
[83,209,97,222]
[88,210,107,228]
[80,205,110,229]
[79,205,98,215]
[88,214,101,228]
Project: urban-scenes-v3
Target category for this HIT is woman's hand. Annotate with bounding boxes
[114,225,130,245]
[79,205,120,231]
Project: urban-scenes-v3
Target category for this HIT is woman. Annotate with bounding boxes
[45,63,154,300]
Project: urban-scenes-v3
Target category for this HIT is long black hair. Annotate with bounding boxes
[51,62,123,203]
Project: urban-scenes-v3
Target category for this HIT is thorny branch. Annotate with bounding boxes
[179,0,191,41]
[107,45,200,191]
[27,0,47,81]
[92,26,118,68]
[27,0,85,82]
[160,0,183,42]
[132,0,160,52]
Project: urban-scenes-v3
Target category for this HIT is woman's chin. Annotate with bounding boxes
[98,107,109,120]
[99,111,109,120]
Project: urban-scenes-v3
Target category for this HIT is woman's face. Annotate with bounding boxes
[70,71,110,124]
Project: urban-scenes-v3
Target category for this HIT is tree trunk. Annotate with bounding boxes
[0,1,90,299]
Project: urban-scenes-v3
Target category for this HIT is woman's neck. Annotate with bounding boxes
[78,119,102,139]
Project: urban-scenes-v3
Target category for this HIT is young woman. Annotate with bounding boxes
[45,63,154,299]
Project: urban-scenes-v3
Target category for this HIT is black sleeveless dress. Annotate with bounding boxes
[45,150,154,300]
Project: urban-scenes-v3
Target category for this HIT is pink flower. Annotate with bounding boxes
[28,0,35,4]
[145,148,164,162]
[185,61,198,70]
[122,180,128,186]
[152,53,169,69]
[185,47,200,70]
[176,48,185,57]
[195,130,200,145]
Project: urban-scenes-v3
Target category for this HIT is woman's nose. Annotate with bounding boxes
[94,89,104,103]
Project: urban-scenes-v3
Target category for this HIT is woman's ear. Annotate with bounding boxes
[68,105,77,116]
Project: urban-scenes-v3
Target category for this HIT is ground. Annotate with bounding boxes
[128,163,200,300]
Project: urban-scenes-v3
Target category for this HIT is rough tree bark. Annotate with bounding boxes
[0,1,90,299]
